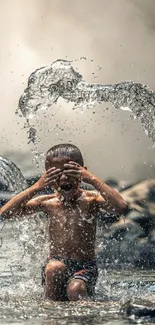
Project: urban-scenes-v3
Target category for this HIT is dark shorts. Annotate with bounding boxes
[41,256,98,299]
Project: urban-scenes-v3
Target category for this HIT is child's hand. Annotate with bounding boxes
[35,167,61,190]
[63,161,94,184]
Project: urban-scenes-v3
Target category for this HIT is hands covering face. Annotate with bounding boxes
[37,161,93,190]
[63,161,93,184]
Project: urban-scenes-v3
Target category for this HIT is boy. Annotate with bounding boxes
[0,143,128,301]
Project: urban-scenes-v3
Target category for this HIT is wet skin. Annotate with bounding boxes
[37,157,97,260]
[0,156,128,300]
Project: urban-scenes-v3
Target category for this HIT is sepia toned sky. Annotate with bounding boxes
[0,0,155,182]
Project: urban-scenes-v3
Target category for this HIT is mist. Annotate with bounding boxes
[0,0,155,182]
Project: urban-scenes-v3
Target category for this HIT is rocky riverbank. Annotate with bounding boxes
[96,178,155,269]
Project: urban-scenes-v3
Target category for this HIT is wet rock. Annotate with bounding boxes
[97,212,121,228]
[118,180,134,192]
[121,179,155,216]
[126,210,155,236]
[101,214,155,268]
[103,217,144,241]
[133,237,155,269]
[104,178,119,190]
[121,179,155,238]
[121,298,155,318]
[148,230,155,243]
[97,217,147,266]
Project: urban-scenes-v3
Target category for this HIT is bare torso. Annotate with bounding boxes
[40,190,98,260]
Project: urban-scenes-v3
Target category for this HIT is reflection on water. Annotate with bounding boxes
[0,221,155,325]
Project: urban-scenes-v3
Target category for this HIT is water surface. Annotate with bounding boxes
[0,221,155,325]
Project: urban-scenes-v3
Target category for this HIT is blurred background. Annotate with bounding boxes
[0,0,155,182]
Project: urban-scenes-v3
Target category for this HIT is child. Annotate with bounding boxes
[0,143,128,301]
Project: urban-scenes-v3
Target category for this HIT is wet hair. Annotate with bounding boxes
[45,143,84,167]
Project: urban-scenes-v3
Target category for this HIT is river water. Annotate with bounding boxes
[0,219,155,325]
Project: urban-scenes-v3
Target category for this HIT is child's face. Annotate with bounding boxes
[46,156,81,197]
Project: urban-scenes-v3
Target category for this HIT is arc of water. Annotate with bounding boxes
[18,59,155,142]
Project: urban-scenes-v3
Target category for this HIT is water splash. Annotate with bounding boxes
[0,157,155,323]
[0,156,48,307]
[0,156,27,193]
[18,59,155,142]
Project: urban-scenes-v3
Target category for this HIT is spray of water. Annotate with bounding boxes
[18,59,155,143]
[0,156,27,192]
[0,156,49,308]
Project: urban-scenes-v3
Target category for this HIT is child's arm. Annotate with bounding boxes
[63,161,128,215]
[0,185,44,219]
[0,167,61,219]
[90,178,128,215]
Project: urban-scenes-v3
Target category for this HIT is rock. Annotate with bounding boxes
[121,179,155,215]
[103,217,144,241]
[121,179,155,237]
[97,217,146,266]
[126,210,155,236]
[148,230,155,243]
[104,178,119,190]
[118,180,134,192]
[133,237,155,269]
[97,211,121,228]
[121,298,155,318]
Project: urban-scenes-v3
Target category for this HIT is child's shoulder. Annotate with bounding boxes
[33,193,57,202]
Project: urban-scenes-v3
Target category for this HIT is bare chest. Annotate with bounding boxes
[45,199,97,229]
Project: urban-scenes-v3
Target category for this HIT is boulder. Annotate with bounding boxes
[133,237,155,269]
[121,298,155,318]
[121,179,155,216]
[103,217,144,241]
[126,210,155,236]
[97,218,145,266]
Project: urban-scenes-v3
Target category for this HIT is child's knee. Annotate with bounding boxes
[67,279,87,301]
[45,260,67,278]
